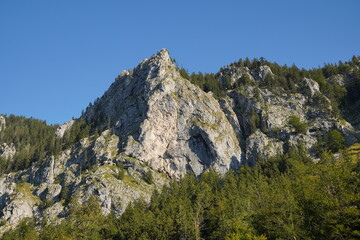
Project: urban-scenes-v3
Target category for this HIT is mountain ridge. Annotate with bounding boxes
[0,49,359,235]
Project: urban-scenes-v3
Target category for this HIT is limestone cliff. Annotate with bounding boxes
[83,49,242,177]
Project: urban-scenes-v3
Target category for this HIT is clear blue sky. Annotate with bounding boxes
[1,0,359,125]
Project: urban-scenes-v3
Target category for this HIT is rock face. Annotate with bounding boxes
[0,143,16,159]
[83,49,242,177]
[55,120,75,138]
[224,70,359,164]
[0,116,5,131]
[0,130,164,233]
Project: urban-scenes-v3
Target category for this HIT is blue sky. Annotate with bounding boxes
[1,0,359,125]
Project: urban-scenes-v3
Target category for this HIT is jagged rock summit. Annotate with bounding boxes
[83,49,242,177]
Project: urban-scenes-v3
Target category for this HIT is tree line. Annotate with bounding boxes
[3,144,359,240]
[0,115,92,174]
[178,56,360,118]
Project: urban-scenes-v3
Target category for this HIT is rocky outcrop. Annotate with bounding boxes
[2,183,40,225]
[55,120,75,138]
[246,130,283,165]
[302,78,320,97]
[0,143,16,160]
[251,65,273,82]
[220,63,359,163]
[0,130,164,233]
[83,49,242,178]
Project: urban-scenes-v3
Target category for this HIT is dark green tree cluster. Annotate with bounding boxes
[0,115,92,174]
[62,119,91,149]
[249,107,261,133]
[5,145,359,240]
[112,148,359,240]
[0,115,60,173]
[345,67,360,105]
[179,69,225,98]
[316,129,346,154]
[1,218,38,240]
[288,115,308,134]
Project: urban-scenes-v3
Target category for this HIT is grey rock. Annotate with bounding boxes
[0,116,5,131]
[246,130,283,165]
[55,120,75,138]
[302,78,320,97]
[42,202,64,223]
[336,122,360,145]
[1,184,39,225]
[251,65,273,82]
[83,49,242,178]
[0,143,16,160]
[328,74,346,87]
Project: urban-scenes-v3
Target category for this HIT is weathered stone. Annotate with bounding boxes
[83,49,242,178]
[55,120,75,138]
[302,78,320,97]
[251,65,273,82]
[246,130,283,165]
[0,143,16,160]
[0,116,5,131]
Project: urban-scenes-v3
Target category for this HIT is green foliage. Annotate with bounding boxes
[3,148,358,240]
[40,196,118,240]
[112,149,359,240]
[315,130,346,155]
[59,184,69,203]
[62,118,91,149]
[1,218,39,240]
[0,115,93,174]
[39,199,54,211]
[0,219,6,227]
[115,162,125,180]
[249,107,260,133]
[178,68,225,98]
[288,115,308,134]
[346,68,360,103]
[144,170,154,184]
[0,115,60,173]
[328,129,345,153]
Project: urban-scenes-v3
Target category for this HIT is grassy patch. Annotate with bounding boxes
[15,182,40,203]
[346,143,360,163]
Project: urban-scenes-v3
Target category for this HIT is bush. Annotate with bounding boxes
[144,170,153,184]
[249,108,260,133]
[115,162,125,180]
[328,130,345,153]
[315,129,346,155]
[2,218,39,240]
[288,115,307,134]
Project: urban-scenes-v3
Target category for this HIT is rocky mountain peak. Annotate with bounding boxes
[130,48,174,82]
[151,48,172,64]
[83,49,242,178]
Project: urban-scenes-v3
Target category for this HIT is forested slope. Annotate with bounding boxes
[3,145,359,240]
